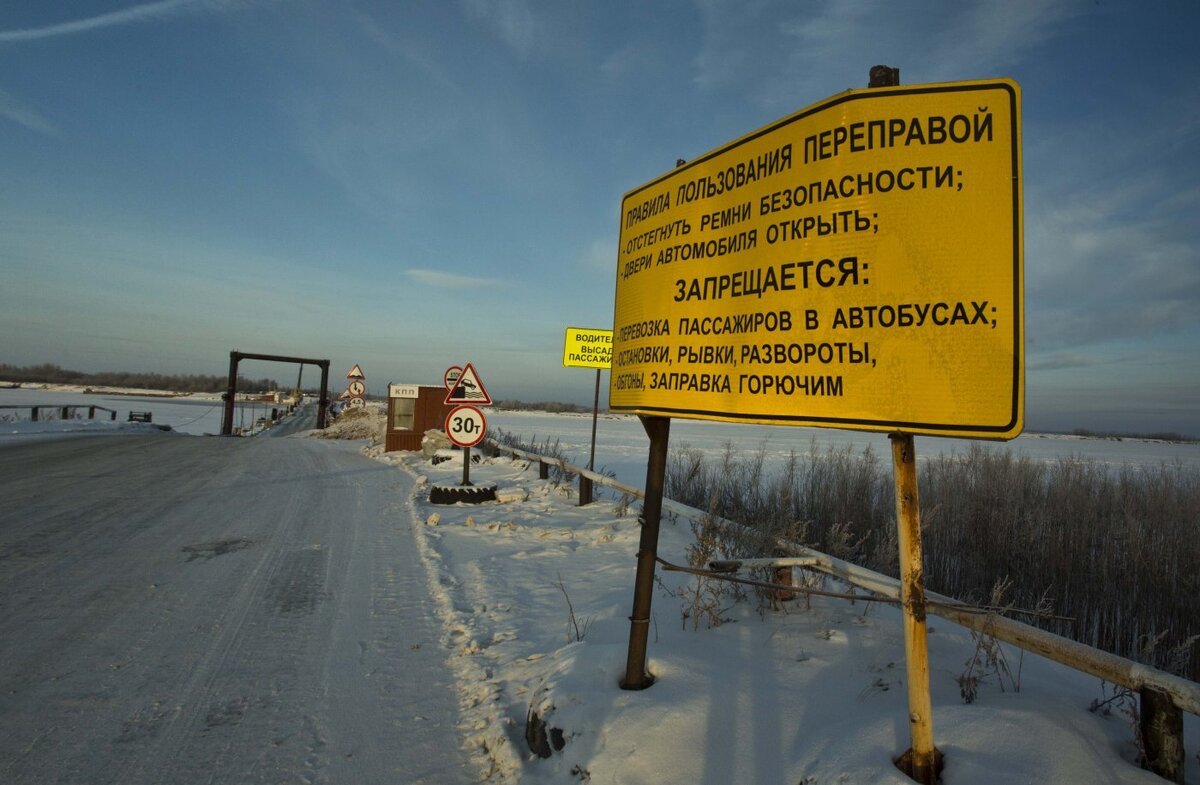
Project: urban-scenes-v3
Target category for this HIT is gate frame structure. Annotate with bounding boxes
[221,351,331,436]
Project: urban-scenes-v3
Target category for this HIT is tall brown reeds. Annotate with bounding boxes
[664,440,1200,682]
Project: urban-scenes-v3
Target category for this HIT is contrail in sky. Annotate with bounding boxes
[0,0,262,43]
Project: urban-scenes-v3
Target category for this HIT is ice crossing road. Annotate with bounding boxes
[263,402,321,437]
[0,434,477,785]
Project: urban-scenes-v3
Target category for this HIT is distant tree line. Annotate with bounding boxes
[0,363,284,394]
[1071,427,1195,443]
[493,399,592,414]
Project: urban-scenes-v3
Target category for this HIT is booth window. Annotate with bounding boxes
[392,398,416,431]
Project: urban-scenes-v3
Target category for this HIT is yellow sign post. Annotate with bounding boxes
[611,78,1023,439]
[614,73,1022,782]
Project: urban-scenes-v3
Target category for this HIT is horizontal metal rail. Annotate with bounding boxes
[486,439,1200,717]
[0,404,118,421]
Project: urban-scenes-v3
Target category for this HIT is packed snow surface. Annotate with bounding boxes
[379,445,1198,784]
[3,401,1198,783]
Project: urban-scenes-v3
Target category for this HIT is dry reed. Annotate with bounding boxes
[664,439,1200,682]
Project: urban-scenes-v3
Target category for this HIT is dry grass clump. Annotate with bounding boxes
[489,428,577,486]
[664,440,1200,681]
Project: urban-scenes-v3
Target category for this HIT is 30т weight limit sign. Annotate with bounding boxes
[446,405,487,448]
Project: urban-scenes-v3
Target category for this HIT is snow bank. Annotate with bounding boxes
[372,448,1195,784]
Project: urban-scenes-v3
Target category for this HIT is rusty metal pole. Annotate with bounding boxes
[316,362,330,429]
[621,414,670,690]
[891,433,937,784]
[579,368,602,506]
[221,351,239,436]
[589,368,601,472]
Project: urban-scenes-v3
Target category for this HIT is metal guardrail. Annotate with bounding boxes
[485,439,1200,721]
[0,404,118,422]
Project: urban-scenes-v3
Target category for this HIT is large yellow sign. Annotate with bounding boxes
[610,79,1023,439]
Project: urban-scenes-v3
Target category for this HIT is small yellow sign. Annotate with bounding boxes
[610,79,1023,440]
[564,327,613,369]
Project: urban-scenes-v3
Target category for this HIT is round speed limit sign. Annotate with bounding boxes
[445,405,487,448]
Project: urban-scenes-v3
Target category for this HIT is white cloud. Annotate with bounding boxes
[0,87,60,136]
[0,0,269,43]
[460,0,538,59]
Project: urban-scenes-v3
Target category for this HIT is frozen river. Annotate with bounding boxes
[485,409,1200,490]
[3,387,1195,490]
[0,387,296,437]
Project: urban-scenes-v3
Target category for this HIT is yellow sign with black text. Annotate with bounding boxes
[610,79,1023,439]
[563,327,613,369]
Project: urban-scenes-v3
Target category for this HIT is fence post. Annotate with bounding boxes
[539,460,549,480]
[579,475,593,506]
[31,406,39,422]
[1140,687,1184,783]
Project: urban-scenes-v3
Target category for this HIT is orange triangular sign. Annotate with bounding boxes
[444,362,491,405]
[346,364,365,379]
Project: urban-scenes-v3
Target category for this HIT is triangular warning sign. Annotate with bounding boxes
[346,364,365,379]
[444,362,491,405]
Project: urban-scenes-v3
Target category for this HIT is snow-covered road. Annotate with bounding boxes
[0,434,477,784]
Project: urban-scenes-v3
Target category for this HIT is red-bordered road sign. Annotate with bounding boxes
[445,363,492,405]
[445,405,487,447]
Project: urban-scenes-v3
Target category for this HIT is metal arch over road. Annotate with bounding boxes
[221,351,331,436]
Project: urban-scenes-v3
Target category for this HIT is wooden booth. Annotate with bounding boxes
[386,383,455,452]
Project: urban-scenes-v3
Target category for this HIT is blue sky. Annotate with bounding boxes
[2,1,1197,436]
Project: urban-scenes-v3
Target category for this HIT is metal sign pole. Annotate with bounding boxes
[588,368,600,472]
[621,415,670,690]
[890,432,938,784]
[462,446,471,486]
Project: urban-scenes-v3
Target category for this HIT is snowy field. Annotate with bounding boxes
[385,447,1199,784]
[3,393,1198,783]
[486,409,1200,491]
[0,386,294,438]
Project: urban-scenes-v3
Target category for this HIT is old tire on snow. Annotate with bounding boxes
[429,483,497,505]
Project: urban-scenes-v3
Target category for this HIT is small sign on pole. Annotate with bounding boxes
[446,404,487,486]
[563,327,613,497]
[443,364,492,486]
[563,327,613,369]
[445,363,492,405]
[341,365,367,407]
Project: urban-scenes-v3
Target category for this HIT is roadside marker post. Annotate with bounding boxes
[563,327,614,505]
[444,364,493,486]
[445,404,488,485]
